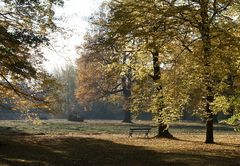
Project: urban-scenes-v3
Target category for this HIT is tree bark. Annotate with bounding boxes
[122,109,131,123]
[200,0,214,144]
[152,49,173,138]
[156,124,173,138]
[121,66,132,123]
[205,95,214,143]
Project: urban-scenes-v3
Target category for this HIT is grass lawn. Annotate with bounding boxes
[0,119,239,166]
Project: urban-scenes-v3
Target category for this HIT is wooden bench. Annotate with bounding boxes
[129,127,151,137]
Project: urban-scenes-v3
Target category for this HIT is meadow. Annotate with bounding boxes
[0,119,239,166]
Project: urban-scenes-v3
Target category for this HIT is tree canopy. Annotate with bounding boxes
[76,0,240,142]
[0,0,63,112]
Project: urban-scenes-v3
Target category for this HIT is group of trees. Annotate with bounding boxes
[76,0,240,143]
[1,0,240,144]
[51,64,84,121]
[0,0,63,115]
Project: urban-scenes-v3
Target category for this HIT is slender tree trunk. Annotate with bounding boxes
[121,68,132,123]
[226,108,234,119]
[152,49,173,138]
[122,109,131,123]
[200,0,214,144]
[226,75,234,118]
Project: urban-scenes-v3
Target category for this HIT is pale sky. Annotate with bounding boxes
[43,0,102,71]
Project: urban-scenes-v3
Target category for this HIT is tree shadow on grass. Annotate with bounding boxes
[214,142,240,148]
[0,135,240,166]
[0,126,25,135]
[170,123,234,132]
[171,136,240,148]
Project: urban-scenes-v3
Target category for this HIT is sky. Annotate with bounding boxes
[43,0,102,72]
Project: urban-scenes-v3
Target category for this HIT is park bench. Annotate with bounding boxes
[129,126,151,137]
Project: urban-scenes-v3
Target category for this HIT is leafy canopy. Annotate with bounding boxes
[0,0,63,112]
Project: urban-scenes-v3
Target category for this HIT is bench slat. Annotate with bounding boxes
[129,127,151,137]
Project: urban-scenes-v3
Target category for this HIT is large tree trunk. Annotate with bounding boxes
[156,124,173,138]
[205,95,214,143]
[152,49,173,138]
[200,0,214,144]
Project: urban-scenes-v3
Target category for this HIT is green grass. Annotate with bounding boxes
[0,119,239,166]
[0,119,235,135]
[0,119,134,135]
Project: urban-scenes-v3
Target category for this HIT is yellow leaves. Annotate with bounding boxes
[211,96,230,114]
[132,84,141,92]
[76,55,122,105]
[222,113,240,131]
[77,0,240,130]
[133,66,149,81]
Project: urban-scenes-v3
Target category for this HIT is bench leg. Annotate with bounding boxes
[145,133,148,138]
[129,133,132,137]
